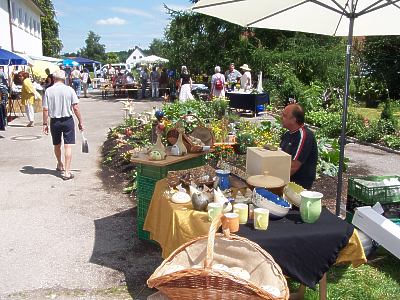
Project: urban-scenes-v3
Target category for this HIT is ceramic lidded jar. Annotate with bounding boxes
[246,171,285,196]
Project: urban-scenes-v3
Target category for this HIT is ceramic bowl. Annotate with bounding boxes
[283,182,305,207]
[252,188,291,219]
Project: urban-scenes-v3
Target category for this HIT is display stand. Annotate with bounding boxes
[131,151,207,240]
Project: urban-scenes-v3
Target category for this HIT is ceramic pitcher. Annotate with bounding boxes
[299,191,323,223]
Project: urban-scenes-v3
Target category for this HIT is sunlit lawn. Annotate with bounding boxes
[352,106,400,122]
[288,248,400,299]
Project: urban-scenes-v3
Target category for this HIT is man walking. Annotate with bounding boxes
[42,70,84,180]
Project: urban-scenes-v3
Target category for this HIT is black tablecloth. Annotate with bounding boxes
[237,208,354,288]
[226,92,270,114]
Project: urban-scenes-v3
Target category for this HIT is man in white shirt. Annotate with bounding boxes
[42,70,84,180]
[70,67,82,97]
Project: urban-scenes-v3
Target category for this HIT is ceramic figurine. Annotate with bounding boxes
[170,130,187,156]
[214,188,232,213]
[190,185,211,211]
[148,133,166,160]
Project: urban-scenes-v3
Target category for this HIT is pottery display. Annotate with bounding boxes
[252,188,291,219]
[215,169,231,191]
[171,191,191,204]
[171,130,187,156]
[246,171,286,196]
[189,185,210,211]
[214,188,232,213]
[148,133,166,160]
[299,191,323,223]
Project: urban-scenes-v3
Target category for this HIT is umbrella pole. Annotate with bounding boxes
[336,16,355,216]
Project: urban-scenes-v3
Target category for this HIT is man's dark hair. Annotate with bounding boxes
[291,104,305,125]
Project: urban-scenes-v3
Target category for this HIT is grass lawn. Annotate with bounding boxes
[288,248,400,299]
[352,105,400,122]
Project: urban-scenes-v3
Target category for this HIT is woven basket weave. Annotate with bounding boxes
[166,114,214,153]
[147,217,289,300]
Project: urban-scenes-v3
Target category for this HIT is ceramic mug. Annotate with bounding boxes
[300,191,323,224]
[254,208,269,230]
[233,203,248,224]
[222,212,240,233]
[207,202,223,222]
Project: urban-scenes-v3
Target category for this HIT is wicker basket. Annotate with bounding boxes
[166,114,215,153]
[147,217,289,300]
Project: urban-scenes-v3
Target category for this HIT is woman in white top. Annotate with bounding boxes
[178,66,194,102]
[240,64,252,91]
[210,66,226,98]
[81,69,90,98]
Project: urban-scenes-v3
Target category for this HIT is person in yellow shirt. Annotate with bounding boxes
[19,71,39,127]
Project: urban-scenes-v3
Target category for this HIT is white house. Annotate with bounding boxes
[0,0,43,56]
[126,46,145,67]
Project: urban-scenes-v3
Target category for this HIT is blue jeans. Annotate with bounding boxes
[72,79,81,97]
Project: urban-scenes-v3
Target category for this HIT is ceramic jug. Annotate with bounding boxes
[171,131,187,156]
[299,191,323,223]
[215,169,230,191]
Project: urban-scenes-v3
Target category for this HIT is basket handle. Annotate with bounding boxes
[204,214,233,269]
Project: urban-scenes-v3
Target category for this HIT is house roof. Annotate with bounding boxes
[29,0,45,16]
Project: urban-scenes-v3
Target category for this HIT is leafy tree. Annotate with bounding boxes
[363,36,400,99]
[105,52,120,64]
[37,0,63,56]
[148,38,168,56]
[78,31,106,62]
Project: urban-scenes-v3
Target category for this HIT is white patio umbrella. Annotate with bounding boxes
[193,0,400,215]
[139,55,169,64]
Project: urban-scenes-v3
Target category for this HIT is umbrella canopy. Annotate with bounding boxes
[193,0,400,215]
[0,48,28,66]
[67,56,101,64]
[139,55,169,64]
[61,58,80,67]
[31,60,59,79]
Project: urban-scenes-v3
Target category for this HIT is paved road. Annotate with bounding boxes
[0,92,399,300]
[0,93,162,299]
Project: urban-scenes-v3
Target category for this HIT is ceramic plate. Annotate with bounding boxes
[171,191,191,204]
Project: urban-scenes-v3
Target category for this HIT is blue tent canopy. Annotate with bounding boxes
[0,49,28,65]
[67,57,101,64]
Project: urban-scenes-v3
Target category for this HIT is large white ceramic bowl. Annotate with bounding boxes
[252,188,291,219]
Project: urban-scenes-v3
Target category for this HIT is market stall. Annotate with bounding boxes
[143,177,366,299]
[226,91,270,117]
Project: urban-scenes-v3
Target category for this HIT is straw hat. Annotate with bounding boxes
[240,64,251,71]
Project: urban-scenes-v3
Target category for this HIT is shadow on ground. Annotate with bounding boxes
[90,207,163,300]
[20,165,63,178]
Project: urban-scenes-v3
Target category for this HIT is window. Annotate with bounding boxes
[18,8,23,27]
[37,21,41,36]
[33,20,37,36]
[133,56,136,59]
[11,2,17,23]
[139,56,142,59]
[25,13,29,31]
[30,17,33,34]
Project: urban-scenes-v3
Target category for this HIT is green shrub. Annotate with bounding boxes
[346,112,366,137]
[235,132,256,154]
[299,82,324,112]
[357,120,383,143]
[379,100,398,134]
[382,135,400,149]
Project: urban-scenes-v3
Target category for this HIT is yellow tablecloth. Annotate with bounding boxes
[144,178,366,267]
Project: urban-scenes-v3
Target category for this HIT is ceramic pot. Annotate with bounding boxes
[300,191,323,223]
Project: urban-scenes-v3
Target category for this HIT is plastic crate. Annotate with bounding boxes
[347,175,400,205]
[137,217,151,240]
[346,195,400,219]
[136,155,206,180]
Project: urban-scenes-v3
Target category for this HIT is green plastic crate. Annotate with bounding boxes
[135,155,206,180]
[137,217,150,240]
[347,175,400,205]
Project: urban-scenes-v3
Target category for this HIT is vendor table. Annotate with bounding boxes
[144,179,366,298]
[226,92,270,117]
[131,152,206,240]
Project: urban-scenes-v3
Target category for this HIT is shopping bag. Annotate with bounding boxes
[81,131,89,153]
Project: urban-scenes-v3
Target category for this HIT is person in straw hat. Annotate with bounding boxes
[239,64,252,91]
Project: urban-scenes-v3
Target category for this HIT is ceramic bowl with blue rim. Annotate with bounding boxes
[252,188,292,219]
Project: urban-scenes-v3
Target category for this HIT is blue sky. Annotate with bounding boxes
[53,0,192,53]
